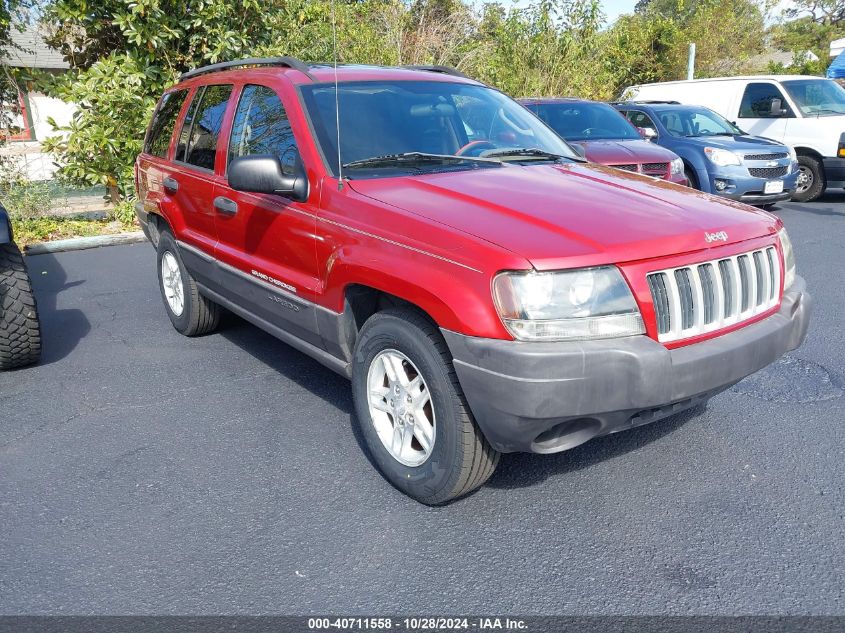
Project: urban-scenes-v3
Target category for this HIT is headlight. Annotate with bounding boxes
[704,147,742,166]
[492,267,646,341]
[777,227,796,290]
[786,146,797,162]
[670,157,684,175]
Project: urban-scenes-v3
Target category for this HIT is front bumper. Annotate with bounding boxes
[443,277,811,454]
[823,156,845,189]
[721,190,792,205]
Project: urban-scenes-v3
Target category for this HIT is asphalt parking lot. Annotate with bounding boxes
[2,192,844,615]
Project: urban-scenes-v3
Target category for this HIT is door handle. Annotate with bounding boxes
[162,176,179,193]
[213,196,238,216]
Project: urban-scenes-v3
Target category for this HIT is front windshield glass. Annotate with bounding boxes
[527,101,640,141]
[782,79,845,117]
[300,81,577,177]
[657,107,743,137]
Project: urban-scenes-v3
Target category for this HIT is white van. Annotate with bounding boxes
[622,76,845,202]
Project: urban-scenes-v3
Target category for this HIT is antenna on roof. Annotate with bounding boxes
[331,0,344,191]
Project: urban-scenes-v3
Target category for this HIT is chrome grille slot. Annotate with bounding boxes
[698,263,715,325]
[648,273,672,335]
[646,246,781,343]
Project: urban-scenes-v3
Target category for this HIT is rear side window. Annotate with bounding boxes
[175,84,233,170]
[228,85,300,171]
[145,90,187,158]
[739,83,789,118]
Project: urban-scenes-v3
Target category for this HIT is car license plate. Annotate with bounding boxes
[764,180,784,194]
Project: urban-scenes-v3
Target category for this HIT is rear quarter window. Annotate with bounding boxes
[145,90,188,158]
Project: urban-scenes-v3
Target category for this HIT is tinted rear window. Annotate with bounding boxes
[145,90,187,158]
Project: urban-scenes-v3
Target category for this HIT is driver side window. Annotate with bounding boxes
[739,83,791,118]
[228,84,300,172]
[625,110,657,134]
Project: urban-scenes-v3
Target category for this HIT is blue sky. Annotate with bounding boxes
[477,0,793,25]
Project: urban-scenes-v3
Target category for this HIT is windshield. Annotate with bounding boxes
[526,101,641,141]
[782,79,845,117]
[657,107,744,137]
[300,81,577,177]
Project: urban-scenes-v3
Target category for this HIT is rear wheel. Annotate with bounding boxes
[156,231,220,336]
[792,155,825,202]
[351,308,499,504]
[0,242,41,370]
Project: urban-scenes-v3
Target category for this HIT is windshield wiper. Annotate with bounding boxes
[808,108,845,116]
[342,152,502,169]
[482,147,578,161]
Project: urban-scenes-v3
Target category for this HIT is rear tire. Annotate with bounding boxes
[156,231,219,336]
[792,155,825,202]
[0,242,41,370]
[351,308,499,504]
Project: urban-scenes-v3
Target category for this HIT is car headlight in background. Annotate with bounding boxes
[777,227,796,290]
[704,147,742,166]
[670,157,684,175]
[493,267,646,341]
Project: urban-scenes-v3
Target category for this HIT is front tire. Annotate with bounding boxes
[792,155,825,202]
[0,242,41,370]
[352,308,499,504]
[156,231,220,336]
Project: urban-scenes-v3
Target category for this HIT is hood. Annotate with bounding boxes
[572,139,679,165]
[348,162,779,271]
[688,135,789,152]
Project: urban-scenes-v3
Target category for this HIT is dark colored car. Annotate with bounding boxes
[135,58,810,504]
[614,102,799,206]
[520,97,687,184]
[0,202,41,370]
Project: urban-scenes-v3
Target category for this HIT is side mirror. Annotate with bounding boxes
[637,126,657,141]
[569,142,587,159]
[228,155,309,202]
[769,98,788,117]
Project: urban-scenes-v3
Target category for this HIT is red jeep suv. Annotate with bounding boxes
[135,58,811,504]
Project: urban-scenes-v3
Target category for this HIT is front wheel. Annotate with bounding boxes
[351,308,499,504]
[792,155,825,202]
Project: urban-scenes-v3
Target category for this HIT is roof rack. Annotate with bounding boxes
[612,99,681,105]
[403,65,470,80]
[179,56,316,82]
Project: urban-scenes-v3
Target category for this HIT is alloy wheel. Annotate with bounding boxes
[366,349,436,467]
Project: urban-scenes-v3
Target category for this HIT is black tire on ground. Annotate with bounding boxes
[792,154,825,203]
[351,307,499,505]
[156,230,219,336]
[0,242,41,370]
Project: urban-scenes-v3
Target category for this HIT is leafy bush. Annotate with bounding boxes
[33,0,777,203]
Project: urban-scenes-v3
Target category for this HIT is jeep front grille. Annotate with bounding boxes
[646,246,780,343]
[611,164,638,172]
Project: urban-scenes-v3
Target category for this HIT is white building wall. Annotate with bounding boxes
[1,91,76,181]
